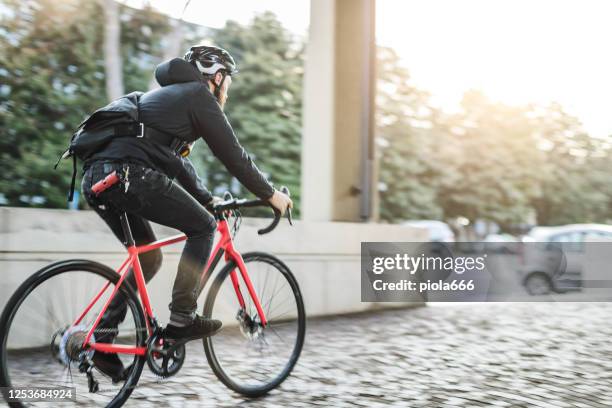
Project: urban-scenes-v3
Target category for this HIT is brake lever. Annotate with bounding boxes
[221,191,235,217]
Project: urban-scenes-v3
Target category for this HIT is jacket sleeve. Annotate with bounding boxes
[175,156,213,206]
[189,88,275,200]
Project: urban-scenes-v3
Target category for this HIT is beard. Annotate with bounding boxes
[217,94,227,110]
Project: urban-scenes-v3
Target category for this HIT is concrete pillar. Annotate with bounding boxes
[301,0,377,222]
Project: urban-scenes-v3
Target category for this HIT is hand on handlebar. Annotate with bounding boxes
[205,196,224,213]
[211,187,293,235]
[268,189,293,216]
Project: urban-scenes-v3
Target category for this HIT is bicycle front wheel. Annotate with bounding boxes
[203,252,306,397]
[0,260,146,408]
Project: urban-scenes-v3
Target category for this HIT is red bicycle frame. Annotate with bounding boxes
[74,215,267,356]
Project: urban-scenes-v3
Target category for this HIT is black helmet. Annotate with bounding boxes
[184,45,238,77]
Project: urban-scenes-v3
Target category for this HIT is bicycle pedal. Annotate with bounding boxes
[150,337,185,356]
[164,339,188,353]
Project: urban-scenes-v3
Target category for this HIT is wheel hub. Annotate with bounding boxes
[57,325,94,366]
[236,309,264,340]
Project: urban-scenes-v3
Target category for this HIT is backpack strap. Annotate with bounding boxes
[68,154,77,202]
[54,148,70,170]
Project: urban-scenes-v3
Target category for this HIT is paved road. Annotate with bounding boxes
[124,303,612,407]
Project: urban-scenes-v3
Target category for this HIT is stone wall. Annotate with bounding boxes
[0,207,426,333]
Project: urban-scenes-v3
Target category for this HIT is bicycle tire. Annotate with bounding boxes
[0,259,147,408]
[203,252,306,397]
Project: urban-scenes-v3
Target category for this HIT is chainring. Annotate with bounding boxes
[146,332,186,378]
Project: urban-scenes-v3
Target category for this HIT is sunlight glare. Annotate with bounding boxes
[377,0,612,136]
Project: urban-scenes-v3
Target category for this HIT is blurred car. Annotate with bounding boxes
[520,224,612,295]
[483,233,519,254]
[402,220,455,242]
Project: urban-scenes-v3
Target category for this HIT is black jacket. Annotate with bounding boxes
[86,58,275,204]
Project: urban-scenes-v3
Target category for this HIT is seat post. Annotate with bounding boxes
[119,212,135,247]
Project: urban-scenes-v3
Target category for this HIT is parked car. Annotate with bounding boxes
[484,233,519,254]
[520,224,612,295]
[401,220,455,242]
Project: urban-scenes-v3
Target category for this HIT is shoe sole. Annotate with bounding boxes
[92,353,126,383]
[164,326,223,348]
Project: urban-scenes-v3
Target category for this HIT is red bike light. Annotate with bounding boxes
[91,171,120,196]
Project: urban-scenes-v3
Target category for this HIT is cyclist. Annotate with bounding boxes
[79,45,293,381]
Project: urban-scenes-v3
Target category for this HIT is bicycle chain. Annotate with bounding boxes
[57,326,150,334]
[88,328,149,333]
[87,328,178,382]
[85,327,175,384]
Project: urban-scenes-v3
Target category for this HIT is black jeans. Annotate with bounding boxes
[81,160,216,327]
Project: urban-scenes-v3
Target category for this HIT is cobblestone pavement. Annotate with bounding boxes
[122,303,612,407]
[5,303,611,407]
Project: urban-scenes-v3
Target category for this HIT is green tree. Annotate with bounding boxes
[0,0,171,208]
[376,47,445,222]
[530,103,612,225]
[0,0,107,207]
[120,5,172,93]
[438,91,544,229]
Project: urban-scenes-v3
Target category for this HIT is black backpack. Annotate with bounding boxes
[55,91,144,201]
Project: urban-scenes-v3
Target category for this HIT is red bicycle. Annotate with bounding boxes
[0,186,305,407]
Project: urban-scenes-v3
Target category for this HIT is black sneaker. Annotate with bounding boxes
[92,352,128,383]
[91,307,127,383]
[164,316,222,342]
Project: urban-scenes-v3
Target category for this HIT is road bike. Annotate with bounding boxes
[0,177,305,407]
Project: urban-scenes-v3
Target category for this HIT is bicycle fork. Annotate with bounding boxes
[226,248,268,327]
[196,220,268,327]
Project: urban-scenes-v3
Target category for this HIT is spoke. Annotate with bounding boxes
[247,274,254,318]
[46,301,64,329]
[267,292,293,319]
[264,270,281,315]
[70,276,77,324]
[60,363,73,388]
[24,288,61,329]
[251,349,267,379]
[59,274,72,324]
[262,282,288,316]
[77,278,86,325]
[251,264,273,319]
[267,326,288,346]
[258,265,271,314]
[13,294,60,334]
[267,320,296,327]
[267,309,294,322]
[257,264,262,302]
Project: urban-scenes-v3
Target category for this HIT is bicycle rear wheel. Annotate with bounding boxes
[0,260,146,407]
[203,252,306,397]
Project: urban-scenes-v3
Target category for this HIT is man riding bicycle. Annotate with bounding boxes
[79,45,293,382]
